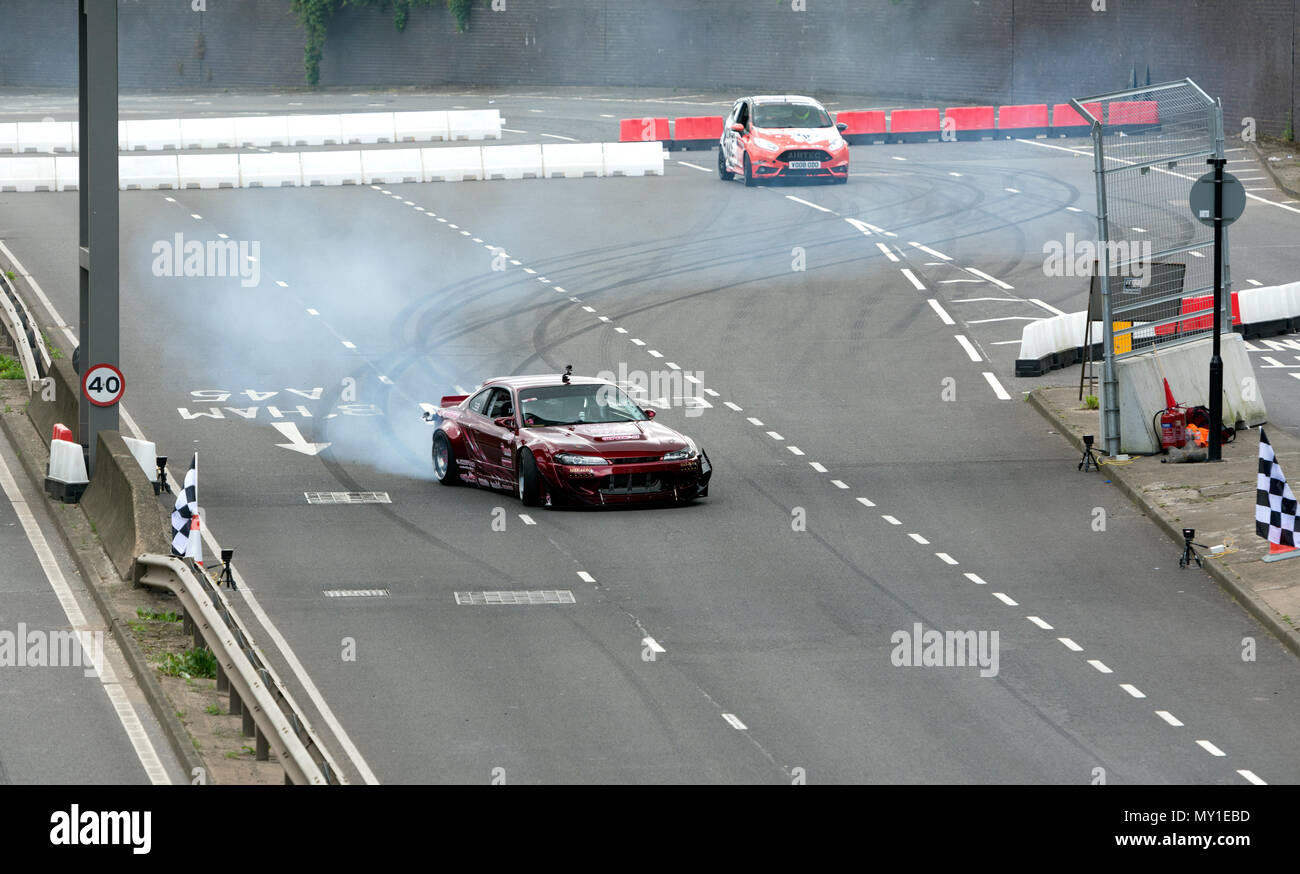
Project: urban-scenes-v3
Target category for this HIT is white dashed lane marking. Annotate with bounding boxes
[1196,740,1226,757]
[1156,710,1184,727]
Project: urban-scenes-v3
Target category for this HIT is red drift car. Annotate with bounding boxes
[422,370,712,508]
[719,94,849,185]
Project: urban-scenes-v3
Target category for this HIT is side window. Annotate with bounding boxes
[486,388,514,420]
[736,102,749,129]
[467,389,492,415]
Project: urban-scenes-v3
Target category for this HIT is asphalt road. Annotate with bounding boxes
[1,89,1298,784]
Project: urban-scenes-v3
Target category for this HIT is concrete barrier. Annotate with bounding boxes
[421,146,484,181]
[180,117,238,149]
[287,114,343,146]
[45,437,88,503]
[448,109,502,140]
[239,152,301,187]
[395,110,450,142]
[54,156,78,191]
[541,142,604,178]
[120,435,158,481]
[16,121,75,153]
[996,104,1050,139]
[0,123,17,153]
[482,143,543,180]
[618,117,670,143]
[235,115,290,148]
[301,150,363,186]
[943,106,997,141]
[1237,281,1300,336]
[125,118,183,151]
[602,141,664,176]
[836,110,887,145]
[1111,333,1265,454]
[27,358,80,449]
[360,148,423,184]
[120,154,180,189]
[888,108,942,143]
[340,112,395,144]
[81,431,172,580]
[0,156,57,191]
[178,154,240,189]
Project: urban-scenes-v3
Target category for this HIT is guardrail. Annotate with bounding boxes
[0,266,46,394]
[134,554,344,785]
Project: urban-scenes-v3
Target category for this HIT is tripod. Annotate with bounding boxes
[1078,437,1104,472]
[1179,533,1204,569]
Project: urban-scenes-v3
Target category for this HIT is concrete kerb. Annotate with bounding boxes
[1246,140,1300,202]
[0,399,208,783]
[1026,388,1300,659]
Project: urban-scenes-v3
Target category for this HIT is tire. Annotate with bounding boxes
[432,431,459,486]
[743,153,756,187]
[517,449,541,507]
[718,148,734,181]
[833,174,848,185]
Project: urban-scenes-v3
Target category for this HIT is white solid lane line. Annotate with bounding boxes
[786,195,833,213]
[965,267,1014,290]
[909,242,952,261]
[0,452,172,785]
[1029,298,1069,316]
[677,161,711,172]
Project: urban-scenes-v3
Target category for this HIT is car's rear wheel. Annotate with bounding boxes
[743,153,756,187]
[517,449,541,507]
[717,148,734,181]
[432,431,459,486]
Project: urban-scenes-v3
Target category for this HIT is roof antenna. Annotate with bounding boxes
[562,364,573,384]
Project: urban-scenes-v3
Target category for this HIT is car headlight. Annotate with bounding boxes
[751,136,780,152]
[663,447,698,461]
[555,452,607,465]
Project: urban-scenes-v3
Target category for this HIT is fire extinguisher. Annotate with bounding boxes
[1154,377,1186,451]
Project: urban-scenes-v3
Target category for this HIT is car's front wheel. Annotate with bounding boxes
[517,449,541,507]
[743,153,756,187]
[718,148,734,181]
[432,431,459,486]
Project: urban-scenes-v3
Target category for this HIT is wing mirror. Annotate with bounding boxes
[643,408,656,419]
[494,416,518,431]
[730,123,744,133]
[837,122,848,132]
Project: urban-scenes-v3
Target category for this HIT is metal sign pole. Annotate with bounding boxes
[1089,120,1120,458]
[1208,154,1226,462]
[78,0,120,475]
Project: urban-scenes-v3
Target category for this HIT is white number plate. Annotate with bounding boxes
[788,160,822,169]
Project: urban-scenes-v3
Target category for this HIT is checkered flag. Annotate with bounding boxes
[1256,429,1297,548]
[170,454,198,557]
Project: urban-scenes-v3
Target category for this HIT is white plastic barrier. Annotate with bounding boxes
[178,154,240,189]
[481,144,543,180]
[301,150,363,186]
[360,148,423,184]
[16,121,76,153]
[287,114,343,146]
[0,157,59,191]
[47,439,89,487]
[121,436,158,482]
[235,116,290,148]
[238,152,301,187]
[125,118,183,151]
[181,117,238,149]
[421,146,484,182]
[601,141,664,176]
[120,155,180,189]
[340,112,395,145]
[394,111,449,143]
[447,110,501,140]
[0,123,17,153]
[55,156,79,191]
[541,142,604,178]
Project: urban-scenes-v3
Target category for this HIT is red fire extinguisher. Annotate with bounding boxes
[1158,378,1186,450]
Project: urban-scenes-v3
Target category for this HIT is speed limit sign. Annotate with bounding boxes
[82,363,125,407]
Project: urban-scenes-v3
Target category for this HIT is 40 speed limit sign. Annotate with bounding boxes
[81,363,125,407]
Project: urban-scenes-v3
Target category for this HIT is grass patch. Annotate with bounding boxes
[137,607,183,623]
[0,355,24,380]
[205,704,221,716]
[1084,395,1099,410]
[158,647,217,680]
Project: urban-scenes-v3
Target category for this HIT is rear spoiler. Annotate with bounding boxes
[440,394,468,407]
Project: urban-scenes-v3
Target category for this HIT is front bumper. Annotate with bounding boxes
[541,451,712,506]
[749,150,849,180]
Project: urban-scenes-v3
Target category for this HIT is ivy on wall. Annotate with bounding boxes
[289,0,475,86]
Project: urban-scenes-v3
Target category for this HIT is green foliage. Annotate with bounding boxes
[290,0,469,85]
[205,704,222,716]
[159,647,217,680]
[0,355,24,380]
[1084,395,1099,410]
[137,607,183,622]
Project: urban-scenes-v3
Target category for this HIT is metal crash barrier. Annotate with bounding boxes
[0,265,49,394]
[134,554,343,785]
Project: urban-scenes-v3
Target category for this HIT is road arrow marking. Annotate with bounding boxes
[272,422,331,456]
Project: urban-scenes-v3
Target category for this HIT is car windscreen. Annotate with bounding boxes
[518,384,649,427]
[752,103,832,129]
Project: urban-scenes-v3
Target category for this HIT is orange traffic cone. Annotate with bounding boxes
[1268,541,1298,558]
[188,514,204,567]
[1163,377,1178,411]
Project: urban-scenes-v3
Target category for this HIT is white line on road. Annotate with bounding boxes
[786,446,805,455]
[1029,298,1069,316]
[982,372,1012,400]
[518,514,536,525]
[965,267,1014,290]
[1238,769,1267,785]
[881,515,901,525]
[724,401,743,411]
[642,636,666,654]
[964,573,986,585]
[856,497,876,507]
[1059,638,1083,652]
[1119,683,1146,699]
[809,462,827,473]
[927,299,955,325]
[992,591,1016,605]
[876,242,900,262]
[954,335,983,362]
[722,713,748,730]
[1155,710,1184,727]
[677,161,711,172]
[831,480,849,489]
[747,417,764,426]
[909,241,952,260]
[786,195,833,213]
[765,431,784,440]
[1196,739,1226,757]
[1026,616,1053,630]
[908,533,930,544]
[1087,659,1113,674]
[577,571,596,583]
[900,268,926,290]
[541,132,579,141]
